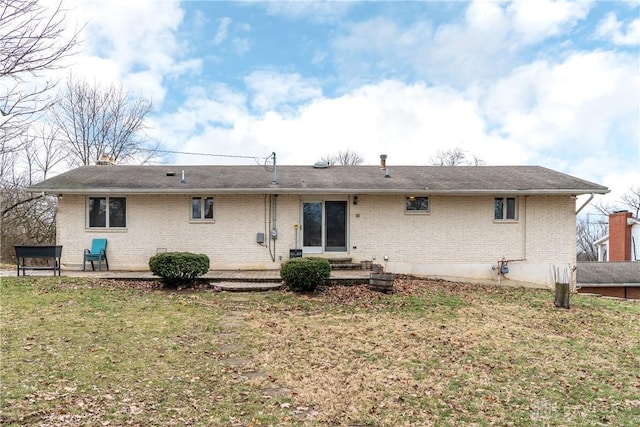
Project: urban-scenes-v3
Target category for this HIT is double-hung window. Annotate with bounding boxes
[494,197,517,220]
[192,196,214,220]
[88,197,126,228]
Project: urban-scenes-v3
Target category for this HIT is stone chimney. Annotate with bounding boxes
[380,154,387,170]
[96,154,115,165]
[609,210,632,261]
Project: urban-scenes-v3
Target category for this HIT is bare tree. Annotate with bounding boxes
[593,185,640,218]
[621,186,640,218]
[575,185,639,262]
[0,134,58,262]
[1,125,63,214]
[1,0,80,153]
[320,149,364,166]
[429,147,485,166]
[53,75,155,166]
[576,214,607,261]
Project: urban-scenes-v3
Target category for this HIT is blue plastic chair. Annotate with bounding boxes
[83,238,109,271]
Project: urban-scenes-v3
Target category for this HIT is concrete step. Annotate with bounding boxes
[330,263,366,270]
[209,276,282,283]
[327,257,353,264]
[214,281,283,292]
[212,275,371,292]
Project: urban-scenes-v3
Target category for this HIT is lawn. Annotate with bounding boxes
[1,276,639,426]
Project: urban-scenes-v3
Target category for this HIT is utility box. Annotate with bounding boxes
[256,233,265,244]
[289,249,302,258]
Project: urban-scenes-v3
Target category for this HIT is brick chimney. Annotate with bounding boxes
[608,211,632,261]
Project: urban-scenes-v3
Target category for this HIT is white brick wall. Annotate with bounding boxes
[57,193,577,287]
[59,194,300,270]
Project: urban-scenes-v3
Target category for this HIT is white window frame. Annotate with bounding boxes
[494,197,518,221]
[405,196,430,214]
[191,196,215,222]
[86,196,127,229]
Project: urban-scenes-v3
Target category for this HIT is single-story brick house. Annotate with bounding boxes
[29,158,608,289]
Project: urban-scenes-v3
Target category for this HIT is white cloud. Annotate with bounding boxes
[213,17,232,45]
[332,0,594,86]
[244,70,322,112]
[264,0,353,23]
[151,79,525,167]
[122,71,165,104]
[58,0,198,105]
[601,169,640,207]
[146,84,250,155]
[507,0,591,45]
[596,12,640,46]
[483,50,639,188]
[232,38,252,56]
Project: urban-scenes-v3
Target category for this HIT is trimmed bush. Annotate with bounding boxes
[149,252,210,287]
[280,257,331,292]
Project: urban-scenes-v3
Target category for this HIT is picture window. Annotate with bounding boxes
[88,196,126,228]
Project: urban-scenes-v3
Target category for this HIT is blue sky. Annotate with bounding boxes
[53,0,639,205]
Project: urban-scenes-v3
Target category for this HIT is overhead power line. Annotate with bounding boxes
[143,148,268,160]
[15,130,272,162]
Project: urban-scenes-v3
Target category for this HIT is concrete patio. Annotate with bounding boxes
[1,267,372,291]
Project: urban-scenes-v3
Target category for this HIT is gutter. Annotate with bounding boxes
[578,282,640,288]
[30,188,611,196]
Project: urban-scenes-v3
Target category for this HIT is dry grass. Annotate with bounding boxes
[1,276,639,426]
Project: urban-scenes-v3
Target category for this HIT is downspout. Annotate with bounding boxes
[272,194,278,243]
[572,193,594,291]
[267,194,278,262]
[576,194,594,215]
[522,196,527,260]
[262,195,268,247]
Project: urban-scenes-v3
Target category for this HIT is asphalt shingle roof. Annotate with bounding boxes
[577,262,640,285]
[29,164,609,195]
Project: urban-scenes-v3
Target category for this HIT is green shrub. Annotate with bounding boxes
[148,252,210,287]
[280,257,331,292]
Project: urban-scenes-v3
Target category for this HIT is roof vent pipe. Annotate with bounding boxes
[380,154,387,170]
[180,170,186,184]
[272,152,277,185]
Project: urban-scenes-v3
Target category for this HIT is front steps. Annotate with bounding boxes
[209,259,372,291]
[328,257,375,271]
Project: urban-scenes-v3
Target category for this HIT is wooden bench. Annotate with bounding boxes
[15,245,63,276]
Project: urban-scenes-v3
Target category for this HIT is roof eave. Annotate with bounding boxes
[30,187,610,196]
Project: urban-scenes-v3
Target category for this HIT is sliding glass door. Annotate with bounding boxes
[302,201,347,253]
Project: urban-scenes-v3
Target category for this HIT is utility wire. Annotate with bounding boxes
[141,148,267,160]
[14,132,270,162]
[15,133,277,170]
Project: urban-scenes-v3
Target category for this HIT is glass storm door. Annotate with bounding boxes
[325,201,347,252]
[302,201,347,253]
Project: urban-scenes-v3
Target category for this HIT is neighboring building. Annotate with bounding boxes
[579,210,640,299]
[576,262,640,299]
[28,158,609,289]
[594,211,640,262]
